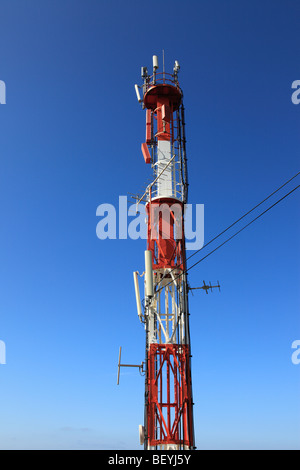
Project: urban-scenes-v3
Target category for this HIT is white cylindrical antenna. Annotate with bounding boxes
[174,60,180,70]
[139,424,145,445]
[133,271,143,318]
[145,250,154,297]
[153,55,159,71]
[134,84,142,103]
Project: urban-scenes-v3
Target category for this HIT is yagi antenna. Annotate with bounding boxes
[117,347,145,385]
[189,280,221,294]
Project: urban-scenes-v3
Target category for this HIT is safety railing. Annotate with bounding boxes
[144,72,181,91]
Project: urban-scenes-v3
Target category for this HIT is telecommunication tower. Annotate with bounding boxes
[132,54,196,450]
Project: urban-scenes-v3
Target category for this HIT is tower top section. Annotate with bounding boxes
[135,53,188,203]
[135,54,183,111]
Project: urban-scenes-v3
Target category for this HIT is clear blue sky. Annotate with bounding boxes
[0,0,299,450]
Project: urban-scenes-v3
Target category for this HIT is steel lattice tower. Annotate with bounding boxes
[133,55,195,450]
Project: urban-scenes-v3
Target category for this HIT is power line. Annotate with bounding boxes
[186,170,300,264]
[156,170,300,287]
[156,183,300,294]
[185,184,300,275]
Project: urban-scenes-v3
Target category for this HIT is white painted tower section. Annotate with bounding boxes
[156,140,175,198]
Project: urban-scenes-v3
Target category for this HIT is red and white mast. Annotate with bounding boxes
[134,55,195,450]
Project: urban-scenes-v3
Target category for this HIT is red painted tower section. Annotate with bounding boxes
[135,56,195,450]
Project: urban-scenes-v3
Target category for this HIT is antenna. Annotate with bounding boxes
[145,250,154,297]
[134,84,142,103]
[189,280,221,294]
[133,271,143,320]
[117,346,122,385]
[174,60,180,72]
[141,66,148,79]
[152,55,158,84]
[117,347,145,385]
